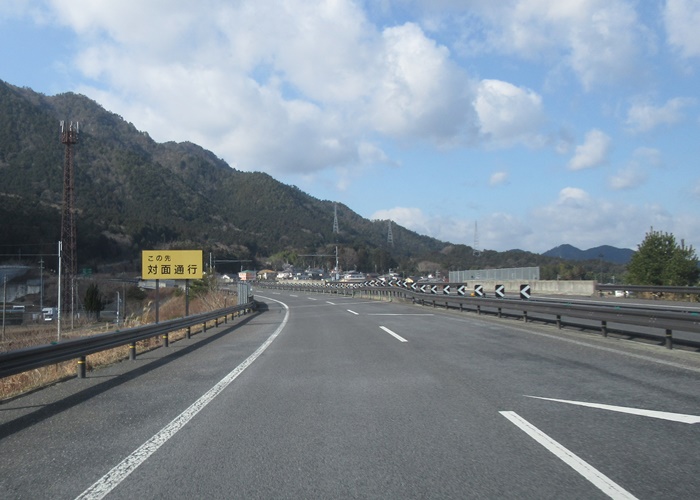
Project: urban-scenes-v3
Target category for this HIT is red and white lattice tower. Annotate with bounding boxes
[60,120,78,313]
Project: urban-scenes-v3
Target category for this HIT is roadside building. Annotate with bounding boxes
[238,270,256,281]
[257,269,276,280]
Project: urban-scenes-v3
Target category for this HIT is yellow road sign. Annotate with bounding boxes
[141,250,203,280]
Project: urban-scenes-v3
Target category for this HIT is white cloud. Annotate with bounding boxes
[0,1,30,19]
[370,186,692,254]
[489,171,509,186]
[524,187,658,251]
[474,79,545,147]
[434,0,649,90]
[691,180,700,200]
[664,0,700,58]
[370,22,477,145]
[371,207,434,238]
[46,1,492,175]
[567,129,612,170]
[607,146,662,190]
[608,166,647,190]
[632,147,663,168]
[370,207,475,245]
[625,97,696,133]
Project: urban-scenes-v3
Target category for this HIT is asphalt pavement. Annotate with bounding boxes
[1,290,698,499]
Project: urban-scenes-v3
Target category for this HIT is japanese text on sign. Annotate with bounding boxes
[141,250,203,280]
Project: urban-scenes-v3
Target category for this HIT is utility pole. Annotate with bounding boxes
[2,275,6,342]
[39,257,44,312]
[57,241,62,341]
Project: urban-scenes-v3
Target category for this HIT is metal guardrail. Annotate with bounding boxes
[595,284,700,295]
[258,282,700,350]
[0,301,256,380]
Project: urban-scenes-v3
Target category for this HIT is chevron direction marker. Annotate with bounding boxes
[443,285,451,295]
[458,285,467,296]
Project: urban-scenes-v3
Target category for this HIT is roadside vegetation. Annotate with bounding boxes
[0,285,235,401]
[626,228,699,286]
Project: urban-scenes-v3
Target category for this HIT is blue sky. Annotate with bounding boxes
[2,1,699,254]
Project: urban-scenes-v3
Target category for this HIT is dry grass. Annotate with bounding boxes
[0,289,239,401]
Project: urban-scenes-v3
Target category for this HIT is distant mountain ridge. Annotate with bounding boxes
[542,244,634,264]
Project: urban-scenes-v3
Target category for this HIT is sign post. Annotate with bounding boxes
[141,250,203,281]
[141,250,203,328]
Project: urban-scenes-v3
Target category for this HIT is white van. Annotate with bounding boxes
[42,307,57,321]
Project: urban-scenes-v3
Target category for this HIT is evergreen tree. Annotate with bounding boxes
[84,283,106,319]
[626,229,699,286]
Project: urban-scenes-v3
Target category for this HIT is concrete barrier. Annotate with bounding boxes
[463,280,596,297]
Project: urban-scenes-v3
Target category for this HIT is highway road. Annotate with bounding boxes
[1,289,699,498]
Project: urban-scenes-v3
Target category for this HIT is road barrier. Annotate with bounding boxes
[0,301,256,380]
[258,282,700,350]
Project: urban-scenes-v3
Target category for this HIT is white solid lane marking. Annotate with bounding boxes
[347,309,359,315]
[308,297,317,301]
[525,396,700,424]
[75,297,290,500]
[380,326,408,343]
[326,301,336,305]
[367,313,434,316]
[500,411,638,500]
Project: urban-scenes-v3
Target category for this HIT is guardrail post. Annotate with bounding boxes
[203,322,207,333]
[477,305,481,315]
[162,333,169,347]
[77,356,86,378]
[129,342,136,360]
[497,307,502,318]
[665,329,673,349]
[523,311,528,322]
[459,303,463,312]
[186,326,191,339]
[216,317,219,328]
[556,315,562,329]
[601,321,608,338]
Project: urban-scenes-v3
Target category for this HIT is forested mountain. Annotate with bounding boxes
[0,79,625,278]
[542,244,634,265]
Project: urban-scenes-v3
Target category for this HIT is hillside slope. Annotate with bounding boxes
[0,80,449,270]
